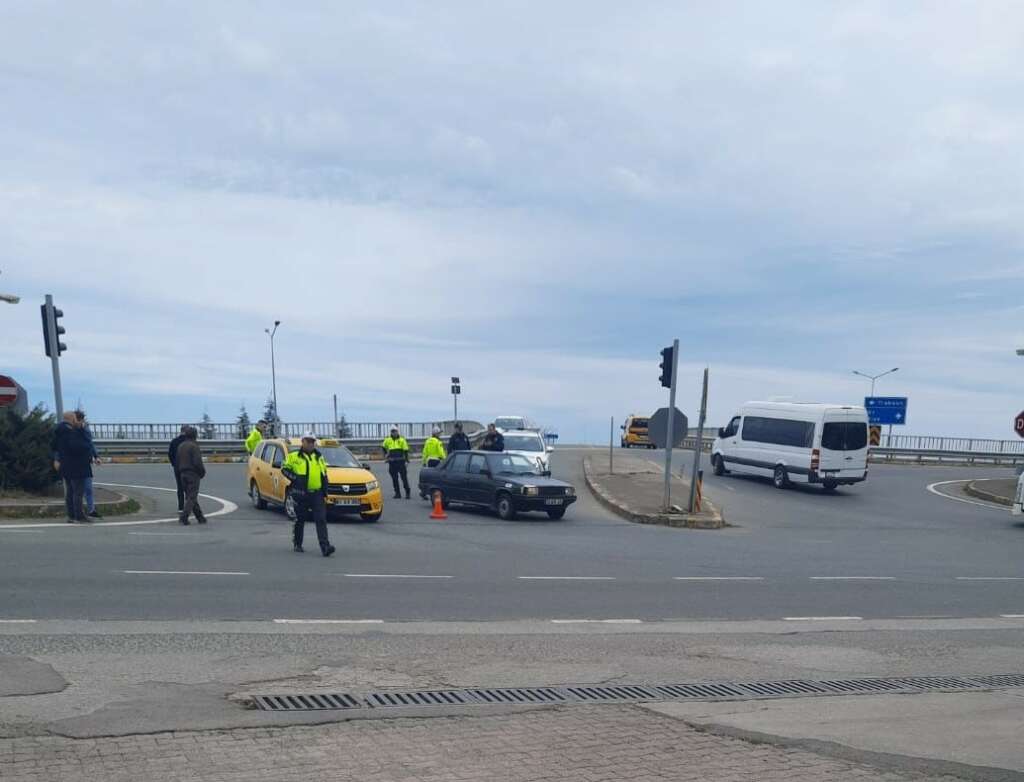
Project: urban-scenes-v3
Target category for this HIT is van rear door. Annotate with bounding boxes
[819,410,868,478]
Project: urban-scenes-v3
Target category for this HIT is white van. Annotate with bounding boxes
[711,402,869,491]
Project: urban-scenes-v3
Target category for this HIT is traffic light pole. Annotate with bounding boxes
[44,295,64,417]
[662,338,679,512]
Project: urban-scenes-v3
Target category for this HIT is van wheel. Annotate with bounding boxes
[712,455,726,476]
[250,481,267,510]
[496,493,517,520]
[822,480,838,492]
[772,466,790,489]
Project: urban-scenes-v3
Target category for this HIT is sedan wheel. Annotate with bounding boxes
[496,493,517,520]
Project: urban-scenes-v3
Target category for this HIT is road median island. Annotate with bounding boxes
[963,478,1015,507]
[0,487,140,519]
[583,455,725,529]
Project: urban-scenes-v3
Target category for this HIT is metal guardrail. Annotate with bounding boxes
[89,420,483,441]
[882,435,1024,454]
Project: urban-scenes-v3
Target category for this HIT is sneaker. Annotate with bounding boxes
[393,493,401,499]
[78,516,92,523]
[179,516,190,526]
[321,544,336,558]
[88,510,102,519]
[66,518,76,524]
[293,544,304,553]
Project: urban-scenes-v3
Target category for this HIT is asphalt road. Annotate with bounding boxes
[1,449,1021,622]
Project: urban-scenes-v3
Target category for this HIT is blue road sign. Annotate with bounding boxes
[544,433,559,441]
[864,396,907,425]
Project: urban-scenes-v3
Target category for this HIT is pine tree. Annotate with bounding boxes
[262,395,278,424]
[235,404,252,439]
[199,411,216,440]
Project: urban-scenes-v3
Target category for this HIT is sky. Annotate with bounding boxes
[3,1,1024,442]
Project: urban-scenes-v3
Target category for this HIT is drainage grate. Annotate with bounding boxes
[249,672,1024,713]
[468,687,567,705]
[367,690,471,708]
[254,692,360,711]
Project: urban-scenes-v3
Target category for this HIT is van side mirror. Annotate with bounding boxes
[546,446,554,453]
[718,428,726,438]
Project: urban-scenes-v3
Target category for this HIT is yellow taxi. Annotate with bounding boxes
[247,437,384,522]
[620,414,654,449]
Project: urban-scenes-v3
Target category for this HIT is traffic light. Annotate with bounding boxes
[659,346,674,388]
[41,302,67,357]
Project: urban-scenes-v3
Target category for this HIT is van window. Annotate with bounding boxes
[721,416,741,438]
[821,422,867,451]
[742,416,814,448]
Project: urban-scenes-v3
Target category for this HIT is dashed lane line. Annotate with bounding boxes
[0,619,36,623]
[342,574,454,579]
[0,483,238,529]
[273,619,385,624]
[783,616,863,621]
[550,619,643,624]
[519,576,617,581]
[673,577,763,581]
[957,577,1024,581]
[809,576,896,581]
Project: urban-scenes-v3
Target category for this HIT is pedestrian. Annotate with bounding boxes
[74,410,103,519]
[168,425,189,513]
[420,427,447,498]
[382,426,411,499]
[481,423,505,452]
[50,411,93,523]
[281,433,335,556]
[245,419,268,455]
[175,426,207,525]
[448,422,471,452]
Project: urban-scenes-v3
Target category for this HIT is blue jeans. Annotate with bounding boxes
[83,477,95,513]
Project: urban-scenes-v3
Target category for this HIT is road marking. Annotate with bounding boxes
[123,570,250,576]
[342,574,454,579]
[956,577,1024,581]
[1000,615,1024,619]
[810,576,896,581]
[783,616,863,621]
[926,480,1008,512]
[519,576,616,581]
[0,619,36,623]
[673,577,764,581]
[550,619,643,624]
[273,619,385,624]
[129,531,204,536]
[0,483,238,529]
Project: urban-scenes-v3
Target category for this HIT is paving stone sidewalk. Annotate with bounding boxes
[0,705,967,782]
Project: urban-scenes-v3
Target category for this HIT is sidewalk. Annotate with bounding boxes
[0,705,965,782]
[584,453,725,528]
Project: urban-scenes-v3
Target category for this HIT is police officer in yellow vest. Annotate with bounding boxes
[419,427,447,498]
[281,433,336,557]
[245,420,268,455]
[382,426,411,499]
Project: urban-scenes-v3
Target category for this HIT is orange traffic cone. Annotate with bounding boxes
[429,491,447,520]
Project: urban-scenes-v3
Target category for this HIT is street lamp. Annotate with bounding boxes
[852,367,899,396]
[265,320,281,433]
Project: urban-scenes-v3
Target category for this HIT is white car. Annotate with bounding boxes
[502,429,554,473]
[1013,472,1024,515]
[494,415,528,433]
[711,401,869,491]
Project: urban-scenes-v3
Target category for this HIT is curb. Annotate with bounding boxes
[582,457,726,529]
[964,480,1013,507]
[0,490,141,520]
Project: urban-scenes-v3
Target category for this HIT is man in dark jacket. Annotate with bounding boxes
[168,425,189,512]
[175,426,207,525]
[448,423,471,452]
[480,423,505,452]
[51,412,93,523]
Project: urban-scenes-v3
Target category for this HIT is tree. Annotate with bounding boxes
[235,404,252,439]
[199,412,216,440]
[262,394,279,435]
[0,406,58,494]
[336,413,352,438]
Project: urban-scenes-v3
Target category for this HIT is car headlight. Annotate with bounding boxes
[367,480,379,491]
[523,486,539,496]
[564,487,575,496]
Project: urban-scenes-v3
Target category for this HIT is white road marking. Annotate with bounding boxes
[273,619,385,624]
[926,480,1008,512]
[673,577,764,581]
[810,576,896,581]
[552,618,638,626]
[342,574,453,579]
[519,576,616,581]
[956,577,1024,581]
[122,570,249,576]
[0,619,36,623]
[783,616,863,621]
[0,483,238,530]
[129,531,204,536]
[1000,614,1024,619]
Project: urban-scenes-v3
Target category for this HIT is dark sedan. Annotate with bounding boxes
[418,450,577,520]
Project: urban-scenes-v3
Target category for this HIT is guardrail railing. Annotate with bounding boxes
[89,420,483,441]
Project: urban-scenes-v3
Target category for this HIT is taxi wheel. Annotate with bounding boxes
[250,481,267,510]
[284,490,297,521]
[361,512,382,523]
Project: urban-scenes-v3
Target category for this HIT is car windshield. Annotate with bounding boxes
[504,435,544,452]
[490,453,542,475]
[495,418,525,429]
[316,446,362,468]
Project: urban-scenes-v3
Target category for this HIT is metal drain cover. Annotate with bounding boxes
[250,672,1024,713]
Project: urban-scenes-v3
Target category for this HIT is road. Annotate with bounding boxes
[1,448,1021,623]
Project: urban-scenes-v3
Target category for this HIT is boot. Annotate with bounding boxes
[293,543,304,553]
[196,510,207,524]
[321,544,336,558]
[179,514,190,525]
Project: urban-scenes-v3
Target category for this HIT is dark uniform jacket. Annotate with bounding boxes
[448,431,471,451]
[176,439,206,478]
[51,422,93,480]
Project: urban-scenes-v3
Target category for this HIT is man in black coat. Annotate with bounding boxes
[448,423,471,452]
[51,412,93,523]
[480,423,505,452]
[168,425,189,512]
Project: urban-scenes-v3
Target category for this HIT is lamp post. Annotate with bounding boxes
[852,367,899,397]
[265,320,280,434]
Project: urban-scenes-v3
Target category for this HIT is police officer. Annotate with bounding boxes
[420,427,447,498]
[245,419,268,455]
[448,422,471,452]
[281,433,336,557]
[382,426,411,499]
